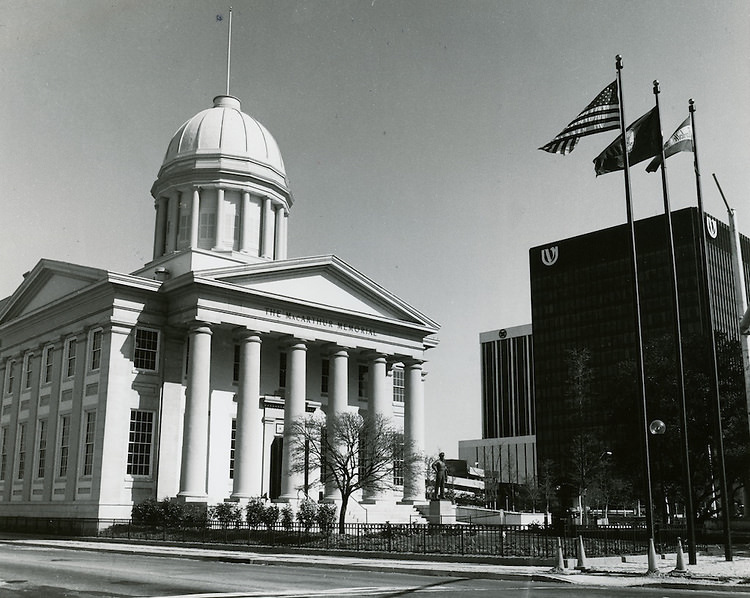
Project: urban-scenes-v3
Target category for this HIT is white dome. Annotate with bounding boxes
[152,95,290,202]
[163,96,285,173]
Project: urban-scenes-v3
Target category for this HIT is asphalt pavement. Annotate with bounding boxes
[1,536,749,592]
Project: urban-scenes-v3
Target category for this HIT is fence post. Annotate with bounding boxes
[460,526,464,555]
[386,522,392,552]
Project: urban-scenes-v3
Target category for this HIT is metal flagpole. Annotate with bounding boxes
[653,81,697,564]
[689,99,733,561]
[616,55,656,549]
[226,7,233,96]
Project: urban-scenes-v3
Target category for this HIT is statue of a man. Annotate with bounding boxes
[432,452,448,499]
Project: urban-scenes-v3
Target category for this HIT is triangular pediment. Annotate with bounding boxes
[194,255,439,329]
[0,260,109,323]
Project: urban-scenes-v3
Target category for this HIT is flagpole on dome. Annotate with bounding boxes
[226,6,233,96]
[690,99,734,562]
[653,80,697,565]
[615,55,656,556]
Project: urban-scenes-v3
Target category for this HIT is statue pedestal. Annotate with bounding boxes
[428,499,456,524]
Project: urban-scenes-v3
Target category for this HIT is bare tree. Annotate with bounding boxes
[289,411,413,533]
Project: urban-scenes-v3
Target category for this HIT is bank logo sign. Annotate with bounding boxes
[706,216,718,239]
[541,246,559,266]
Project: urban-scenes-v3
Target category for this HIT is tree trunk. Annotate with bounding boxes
[339,495,349,534]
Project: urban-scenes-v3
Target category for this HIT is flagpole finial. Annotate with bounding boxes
[653,80,660,94]
[616,55,623,70]
[689,98,696,113]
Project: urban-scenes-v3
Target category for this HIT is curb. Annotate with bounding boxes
[2,537,748,591]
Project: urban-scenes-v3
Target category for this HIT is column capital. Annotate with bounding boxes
[321,343,351,358]
[233,327,262,342]
[361,350,388,363]
[281,337,308,351]
[402,357,425,369]
[188,321,213,336]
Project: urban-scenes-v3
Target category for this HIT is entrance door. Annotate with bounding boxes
[269,436,283,499]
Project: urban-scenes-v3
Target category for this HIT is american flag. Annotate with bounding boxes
[540,81,620,155]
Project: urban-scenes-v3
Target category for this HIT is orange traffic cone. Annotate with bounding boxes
[553,537,565,572]
[575,535,588,571]
[673,537,687,574]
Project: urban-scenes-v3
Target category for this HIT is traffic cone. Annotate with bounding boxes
[673,537,687,574]
[553,537,565,572]
[575,535,588,571]
[647,537,659,575]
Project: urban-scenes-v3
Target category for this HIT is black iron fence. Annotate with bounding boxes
[0,515,695,559]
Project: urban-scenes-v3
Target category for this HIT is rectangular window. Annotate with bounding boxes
[393,438,404,486]
[82,411,96,476]
[42,345,54,385]
[279,352,287,389]
[229,418,236,479]
[392,366,405,403]
[16,422,26,480]
[177,195,191,246]
[0,427,7,481]
[58,415,70,477]
[358,365,368,398]
[321,359,329,394]
[36,419,47,479]
[90,329,102,371]
[198,212,216,249]
[5,359,15,395]
[65,339,77,378]
[23,353,34,389]
[127,410,154,476]
[233,344,240,383]
[133,328,159,371]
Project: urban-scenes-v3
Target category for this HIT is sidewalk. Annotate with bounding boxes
[3,537,749,590]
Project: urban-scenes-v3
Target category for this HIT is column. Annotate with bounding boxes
[402,360,426,503]
[232,330,263,499]
[239,190,251,253]
[324,348,349,501]
[189,187,200,248]
[178,322,212,501]
[165,192,179,253]
[279,340,307,501]
[275,207,288,260]
[213,187,225,250]
[261,197,274,259]
[362,353,390,502]
[153,197,168,259]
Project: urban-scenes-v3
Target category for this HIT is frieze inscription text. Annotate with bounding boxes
[265,307,376,336]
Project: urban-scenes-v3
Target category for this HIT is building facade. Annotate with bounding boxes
[0,95,439,520]
[529,207,749,482]
[459,325,536,505]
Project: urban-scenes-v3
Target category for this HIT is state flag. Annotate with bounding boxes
[593,107,661,176]
[645,117,693,172]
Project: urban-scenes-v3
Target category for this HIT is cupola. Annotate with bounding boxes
[148,95,292,268]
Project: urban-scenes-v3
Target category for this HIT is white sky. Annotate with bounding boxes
[1,0,749,455]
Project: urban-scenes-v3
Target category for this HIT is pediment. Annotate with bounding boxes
[0,260,108,323]
[196,255,438,329]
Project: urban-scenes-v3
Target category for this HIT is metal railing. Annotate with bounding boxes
[0,516,694,559]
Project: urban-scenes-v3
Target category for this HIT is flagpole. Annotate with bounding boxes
[226,6,233,96]
[689,99,733,561]
[653,81,697,564]
[616,55,655,552]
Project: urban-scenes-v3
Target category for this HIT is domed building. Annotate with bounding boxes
[0,94,439,522]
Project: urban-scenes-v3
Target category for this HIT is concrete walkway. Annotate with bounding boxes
[2,537,749,591]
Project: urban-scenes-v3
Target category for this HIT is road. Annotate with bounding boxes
[0,543,742,597]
